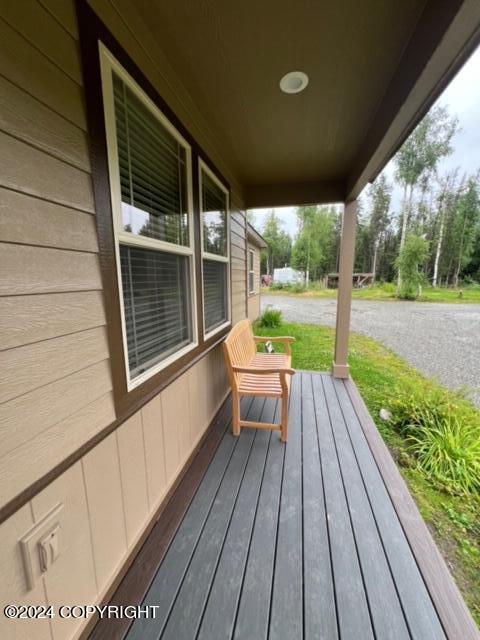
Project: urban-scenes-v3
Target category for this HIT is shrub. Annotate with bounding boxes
[259,306,283,328]
[387,383,480,494]
[289,283,306,293]
[378,282,396,294]
[395,235,429,299]
[407,414,480,495]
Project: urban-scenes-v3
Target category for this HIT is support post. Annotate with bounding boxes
[332,200,357,378]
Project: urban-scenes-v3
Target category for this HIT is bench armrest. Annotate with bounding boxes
[232,365,295,376]
[253,336,295,343]
[253,335,295,355]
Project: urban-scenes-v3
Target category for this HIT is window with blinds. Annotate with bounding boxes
[199,162,230,336]
[121,246,192,377]
[203,259,228,332]
[100,47,196,387]
[113,75,189,246]
[249,249,255,293]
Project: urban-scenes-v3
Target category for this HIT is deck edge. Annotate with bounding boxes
[343,377,479,640]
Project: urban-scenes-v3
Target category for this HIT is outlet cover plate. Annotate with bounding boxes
[20,503,64,590]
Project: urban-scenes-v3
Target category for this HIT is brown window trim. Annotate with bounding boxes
[76,0,232,420]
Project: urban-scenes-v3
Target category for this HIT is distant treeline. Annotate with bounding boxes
[255,105,480,288]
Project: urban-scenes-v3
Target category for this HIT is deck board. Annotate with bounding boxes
[233,400,284,640]
[333,378,447,640]
[301,373,337,640]
[312,374,374,640]
[269,374,303,640]
[197,401,271,640]
[323,374,410,640]
[124,372,475,640]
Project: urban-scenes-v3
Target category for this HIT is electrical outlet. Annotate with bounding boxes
[20,503,64,590]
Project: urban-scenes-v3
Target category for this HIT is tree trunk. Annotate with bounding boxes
[432,206,445,287]
[371,238,379,282]
[397,183,412,288]
[305,244,310,287]
[453,215,468,288]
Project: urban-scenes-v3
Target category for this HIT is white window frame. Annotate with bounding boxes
[248,249,255,294]
[199,158,231,340]
[99,43,198,391]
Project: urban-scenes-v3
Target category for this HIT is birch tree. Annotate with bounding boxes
[452,176,480,287]
[394,105,458,287]
[367,174,392,280]
[432,170,460,287]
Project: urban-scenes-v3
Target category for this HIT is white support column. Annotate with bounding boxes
[332,200,357,378]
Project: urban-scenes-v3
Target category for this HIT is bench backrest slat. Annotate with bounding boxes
[223,319,256,389]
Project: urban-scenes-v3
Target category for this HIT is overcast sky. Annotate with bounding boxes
[250,44,480,237]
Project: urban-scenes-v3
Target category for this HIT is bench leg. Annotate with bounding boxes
[280,393,289,442]
[232,391,241,437]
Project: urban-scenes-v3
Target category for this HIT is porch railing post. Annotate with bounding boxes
[332,199,357,378]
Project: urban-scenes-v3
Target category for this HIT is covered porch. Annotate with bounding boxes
[93,372,477,640]
[76,0,480,637]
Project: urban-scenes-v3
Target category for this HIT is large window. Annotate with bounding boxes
[100,45,197,388]
[199,160,230,337]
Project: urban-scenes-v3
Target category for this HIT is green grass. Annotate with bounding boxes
[263,282,480,303]
[254,321,480,625]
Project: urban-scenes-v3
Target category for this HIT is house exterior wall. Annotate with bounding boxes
[247,242,262,322]
[0,2,244,638]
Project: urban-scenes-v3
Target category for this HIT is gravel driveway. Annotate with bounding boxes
[261,295,480,406]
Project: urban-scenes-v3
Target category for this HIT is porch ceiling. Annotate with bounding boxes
[132,0,480,206]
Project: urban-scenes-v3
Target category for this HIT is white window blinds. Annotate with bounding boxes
[120,245,192,378]
[200,163,230,336]
[113,75,189,246]
[101,51,196,387]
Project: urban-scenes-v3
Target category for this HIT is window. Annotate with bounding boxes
[199,160,230,337]
[100,45,197,389]
[249,249,255,293]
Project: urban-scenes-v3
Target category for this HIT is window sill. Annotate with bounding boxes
[204,320,231,342]
[127,340,199,392]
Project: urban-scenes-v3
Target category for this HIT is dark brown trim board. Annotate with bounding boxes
[75,0,232,420]
[343,378,479,640]
[84,395,232,640]
[245,179,346,209]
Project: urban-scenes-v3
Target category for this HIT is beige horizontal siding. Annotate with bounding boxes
[0,244,102,295]
[0,132,94,211]
[0,326,109,404]
[0,359,112,458]
[0,4,240,640]
[0,291,105,350]
[1,0,83,84]
[0,188,97,251]
[0,76,90,171]
[0,17,86,128]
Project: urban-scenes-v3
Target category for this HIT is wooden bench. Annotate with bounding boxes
[223,319,295,442]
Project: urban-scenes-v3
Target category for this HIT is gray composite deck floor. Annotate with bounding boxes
[126,372,448,640]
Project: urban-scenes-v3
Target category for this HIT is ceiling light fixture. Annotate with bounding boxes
[279,71,309,94]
